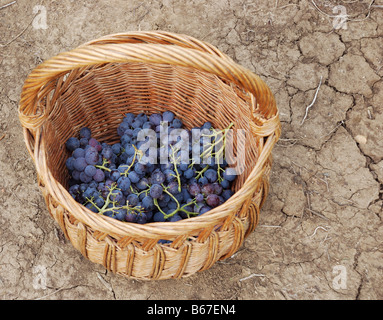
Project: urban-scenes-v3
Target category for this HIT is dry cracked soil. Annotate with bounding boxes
[0,0,382,300]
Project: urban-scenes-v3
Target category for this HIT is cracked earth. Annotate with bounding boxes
[0,0,382,300]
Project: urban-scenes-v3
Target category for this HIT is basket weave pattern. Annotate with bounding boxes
[18,31,281,280]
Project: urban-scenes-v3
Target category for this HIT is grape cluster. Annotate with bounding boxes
[65,111,236,224]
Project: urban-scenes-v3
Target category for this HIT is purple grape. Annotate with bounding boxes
[110,189,124,203]
[101,146,113,160]
[66,137,80,151]
[172,118,183,129]
[198,176,208,185]
[125,144,136,157]
[134,162,146,175]
[85,202,99,213]
[127,193,139,207]
[69,184,79,195]
[84,165,96,177]
[199,206,211,215]
[136,112,148,122]
[114,209,127,221]
[195,193,204,202]
[79,138,89,148]
[83,187,96,200]
[79,127,91,139]
[149,113,162,126]
[142,196,154,210]
[136,212,147,224]
[153,212,166,222]
[158,193,171,207]
[94,196,105,208]
[110,169,121,182]
[73,157,87,171]
[71,170,81,181]
[220,179,230,189]
[202,122,212,130]
[206,194,220,208]
[150,184,163,199]
[223,168,236,182]
[183,168,195,179]
[169,213,182,222]
[88,138,99,148]
[204,169,217,183]
[111,143,122,155]
[117,164,129,175]
[146,210,153,221]
[72,148,85,159]
[168,200,177,210]
[188,182,201,196]
[151,169,165,185]
[131,119,143,129]
[103,209,114,217]
[117,176,131,192]
[117,121,131,136]
[123,113,135,124]
[143,121,153,130]
[222,189,234,201]
[80,172,93,183]
[125,212,137,222]
[121,134,131,145]
[85,149,99,165]
[201,183,214,196]
[136,177,149,190]
[105,179,113,188]
[213,182,223,195]
[163,169,176,183]
[162,111,175,123]
[93,169,105,182]
[179,163,188,171]
[66,157,75,171]
[128,171,140,183]
[167,181,180,195]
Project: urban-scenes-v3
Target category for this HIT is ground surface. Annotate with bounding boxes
[1,0,382,300]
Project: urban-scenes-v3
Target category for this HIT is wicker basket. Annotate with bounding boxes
[18,31,281,280]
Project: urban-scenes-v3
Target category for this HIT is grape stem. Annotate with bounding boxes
[153,184,198,219]
[200,122,234,160]
[195,164,209,180]
[95,158,112,172]
[169,144,182,192]
[199,122,234,182]
[86,183,144,217]
[96,144,141,177]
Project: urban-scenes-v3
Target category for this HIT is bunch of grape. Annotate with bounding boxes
[65,111,236,224]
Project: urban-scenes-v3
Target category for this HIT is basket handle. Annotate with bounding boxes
[81,31,232,61]
[19,32,279,133]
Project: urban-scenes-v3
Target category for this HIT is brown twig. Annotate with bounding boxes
[0,13,37,47]
[301,76,323,125]
[311,0,377,21]
[0,1,16,10]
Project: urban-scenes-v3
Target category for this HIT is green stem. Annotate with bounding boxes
[95,158,112,172]
[153,198,168,216]
[120,144,139,177]
[200,122,234,159]
[179,201,199,218]
[169,144,182,192]
[195,165,209,180]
